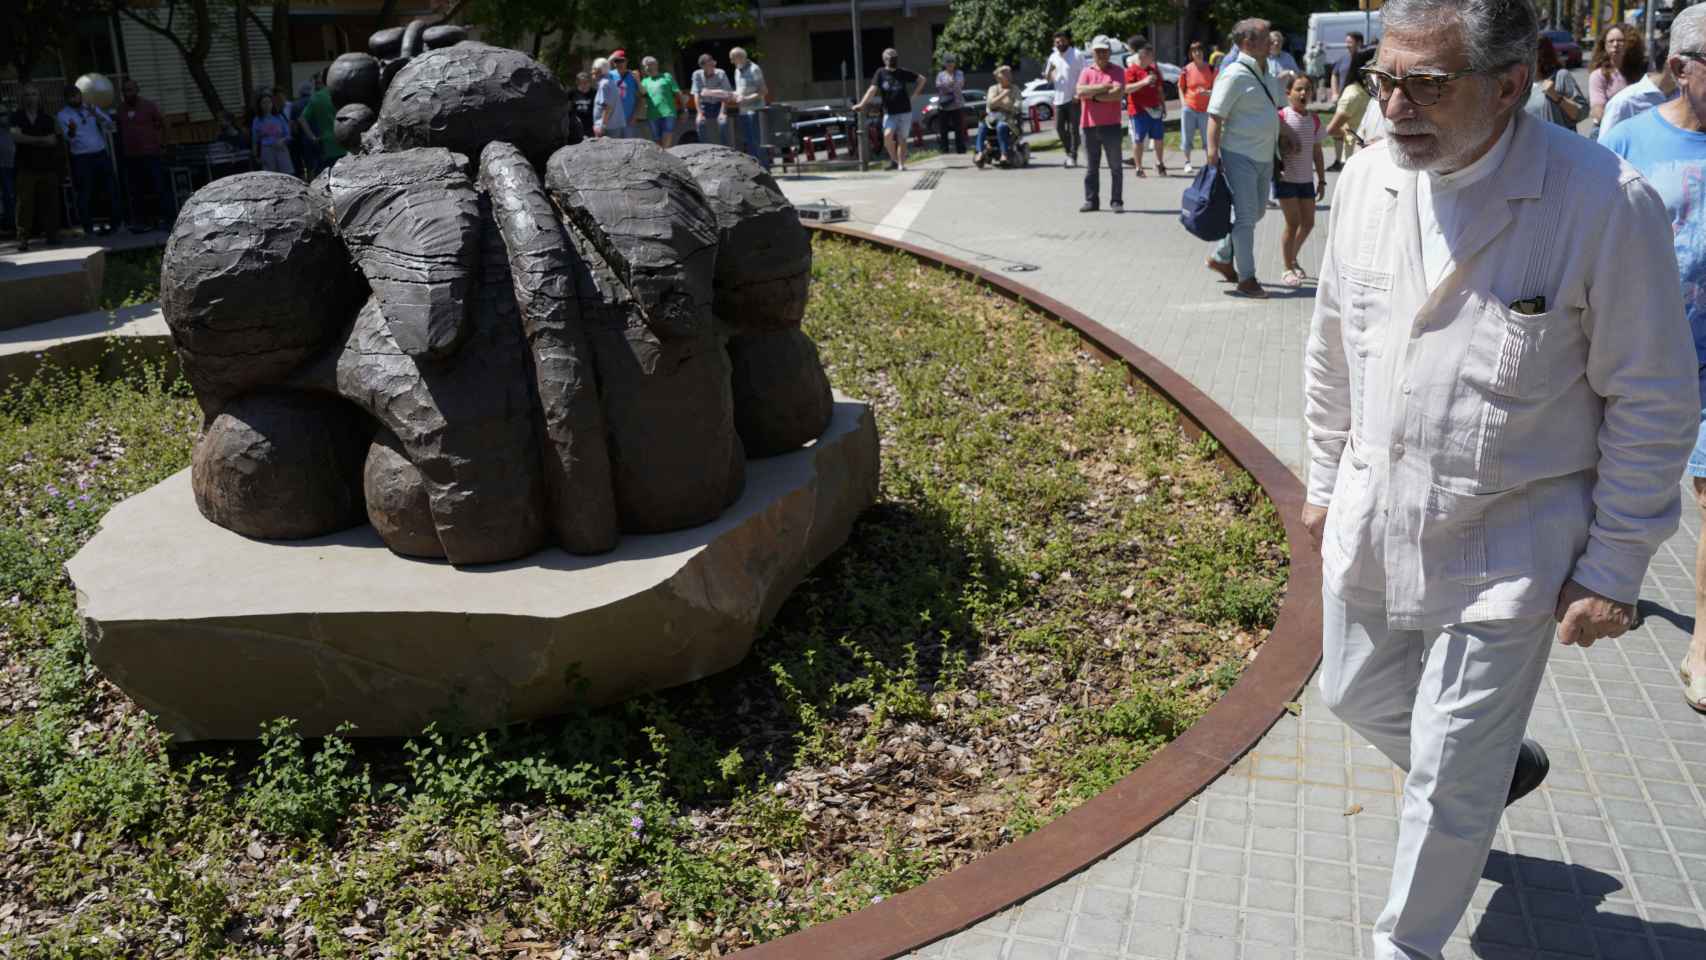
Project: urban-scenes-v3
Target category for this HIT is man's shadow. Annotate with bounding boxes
[1469,851,1704,955]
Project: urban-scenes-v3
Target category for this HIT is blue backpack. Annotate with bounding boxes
[1180,163,1233,242]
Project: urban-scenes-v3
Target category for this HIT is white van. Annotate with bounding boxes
[1306,10,1384,64]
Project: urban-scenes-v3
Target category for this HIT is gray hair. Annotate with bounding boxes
[1383,0,1538,81]
[1670,3,1706,58]
[641,55,658,69]
[1231,19,1270,47]
[882,47,899,62]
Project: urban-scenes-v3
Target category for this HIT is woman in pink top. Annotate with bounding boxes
[1274,74,1325,288]
[1589,23,1646,130]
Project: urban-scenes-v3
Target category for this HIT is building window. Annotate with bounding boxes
[809,27,894,84]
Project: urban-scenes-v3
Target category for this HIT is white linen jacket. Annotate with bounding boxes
[1304,110,1699,628]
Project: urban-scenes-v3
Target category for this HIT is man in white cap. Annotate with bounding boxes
[1075,36,1127,212]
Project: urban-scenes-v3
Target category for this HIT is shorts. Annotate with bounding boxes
[1273,179,1317,200]
[1128,112,1165,141]
[883,112,913,136]
[649,115,676,138]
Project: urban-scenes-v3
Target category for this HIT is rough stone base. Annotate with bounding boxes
[0,246,105,331]
[67,397,878,741]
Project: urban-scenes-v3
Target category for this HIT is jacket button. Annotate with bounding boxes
[1391,442,1405,459]
[1401,381,1412,394]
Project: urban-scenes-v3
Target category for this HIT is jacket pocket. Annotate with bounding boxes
[1462,300,1555,401]
[1422,482,1534,585]
[1325,440,1374,567]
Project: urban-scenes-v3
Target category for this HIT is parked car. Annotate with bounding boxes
[1021,79,1055,121]
[1541,29,1583,68]
[920,88,988,141]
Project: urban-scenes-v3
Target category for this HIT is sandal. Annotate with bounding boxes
[1281,268,1305,288]
[1157,162,1168,177]
[1133,167,1146,177]
[1681,661,1706,714]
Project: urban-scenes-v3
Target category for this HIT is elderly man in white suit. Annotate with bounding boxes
[1302,0,1699,957]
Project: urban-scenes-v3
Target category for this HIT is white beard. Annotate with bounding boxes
[1385,105,1509,173]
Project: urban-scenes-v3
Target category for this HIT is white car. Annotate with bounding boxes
[1020,59,1181,123]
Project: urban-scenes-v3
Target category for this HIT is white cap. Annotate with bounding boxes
[1090,37,1112,51]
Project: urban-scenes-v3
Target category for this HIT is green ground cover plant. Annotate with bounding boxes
[0,236,1286,958]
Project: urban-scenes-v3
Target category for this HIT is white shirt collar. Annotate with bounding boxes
[1426,113,1516,194]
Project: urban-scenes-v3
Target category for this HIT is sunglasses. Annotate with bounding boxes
[1359,66,1481,107]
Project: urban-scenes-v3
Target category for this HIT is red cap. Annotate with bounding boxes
[609,49,627,61]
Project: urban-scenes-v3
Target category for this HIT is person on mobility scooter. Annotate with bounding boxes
[974,65,1030,168]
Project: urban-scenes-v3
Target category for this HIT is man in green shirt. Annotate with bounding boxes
[300,78,345,171]
[639,56,681,147]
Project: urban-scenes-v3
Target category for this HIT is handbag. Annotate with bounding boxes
[1180,163,1234,241]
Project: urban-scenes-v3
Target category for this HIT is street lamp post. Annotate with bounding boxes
[851,0,868,170]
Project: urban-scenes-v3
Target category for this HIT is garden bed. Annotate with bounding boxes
[0,236,1286,958]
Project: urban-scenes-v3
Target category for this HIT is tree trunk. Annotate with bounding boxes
[271,1,292,92]
[237,0,254,109]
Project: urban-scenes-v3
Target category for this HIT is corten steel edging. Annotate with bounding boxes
[728,224,1324,960]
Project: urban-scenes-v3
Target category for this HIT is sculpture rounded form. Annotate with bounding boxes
[334,103,376,152]
[362,429,444,559]
[728,330,835,457]
[374,43,575,168]
[191,392,370,539]
[160,172,366,410]
[327,52,382,109]
[671,143,812,334]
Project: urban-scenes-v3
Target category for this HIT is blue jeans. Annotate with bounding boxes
[649,115,675,140]
[71,150,120,230]
[1181,107,1209,155]
[737,112,767,167]
[1212,149,1272,281]
[975,120,1013,158]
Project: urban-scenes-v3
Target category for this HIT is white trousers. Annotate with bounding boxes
[1318,586,1555,960]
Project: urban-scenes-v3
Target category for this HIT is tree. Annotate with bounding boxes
[460,0,746,79]
[112,0,227,116]
[935,0,1070,72]
[1,0,106,81]
[1063,0,1185,49]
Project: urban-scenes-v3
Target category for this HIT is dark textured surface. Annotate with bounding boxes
[367,26,403,59]
[327,52,382,109]
[375,44,574,169]
[362,428,444,558]
[727,330,834,457]
[545,139,719,341]
[423,24,467,49]
[328,148,480,360]
[160,172,366,412]
[671,143,812,335]
[191,391,370,539]
[307,291,546,565]
[479,141,619,554]
[334,103,376,153]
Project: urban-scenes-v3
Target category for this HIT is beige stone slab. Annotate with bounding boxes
[0,245,106,331]
[67,397,879,741]
[0,303,173,392]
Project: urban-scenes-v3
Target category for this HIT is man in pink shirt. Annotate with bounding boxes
[116,78,173,233]
[1077,37,1127,212]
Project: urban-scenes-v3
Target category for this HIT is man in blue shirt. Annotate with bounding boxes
[593,53,630,137]
[1600,3,1706,713]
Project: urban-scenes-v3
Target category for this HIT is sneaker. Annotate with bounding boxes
[1079,201,1098,213]
[1234,278,1268,299]
[1505,738,1549,806]
[885,161,898,171]
[1110,202,1124,213]
[1205,257,1238,283]
[1327,160,1344,172]
[1183,163,1195,174]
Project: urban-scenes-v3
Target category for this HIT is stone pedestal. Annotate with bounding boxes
[67,398,878,741]
[0,246,106,331]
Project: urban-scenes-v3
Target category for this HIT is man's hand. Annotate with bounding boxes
[1302,504,1328,549]
[1554,579,1636,648]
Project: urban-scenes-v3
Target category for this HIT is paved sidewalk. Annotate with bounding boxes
[781,151,1706,959]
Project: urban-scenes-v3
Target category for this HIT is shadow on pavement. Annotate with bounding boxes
[1636,598,1694,636]
[1469,851,1705,957]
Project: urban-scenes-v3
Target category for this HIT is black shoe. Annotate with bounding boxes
[1079,201,1098,213]
[1327,160,1345,172]
[1506,738,1549,807]
[1110,202,1124,213]
[16,240,29,253]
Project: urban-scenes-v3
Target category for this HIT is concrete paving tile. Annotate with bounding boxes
[944,932,1008,960]
[1016,908,1073,941]
[1179,934,1239,960]
[1069,914,1129,954]
[1008,941,1066,960]
[1121,923,1180,958]
[1129,895,1185,929]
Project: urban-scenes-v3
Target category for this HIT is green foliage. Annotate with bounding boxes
[936,0,1068,72]
[100,248,164,310]
[462,0,749,77]
[242,719,375,840]
[1063,1,1180,50]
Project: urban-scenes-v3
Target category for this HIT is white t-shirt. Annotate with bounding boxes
[1047,48,1085,106]
[1356,99,1387,147]
[1597,75,1678,141]
[1416,116,1516,291]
